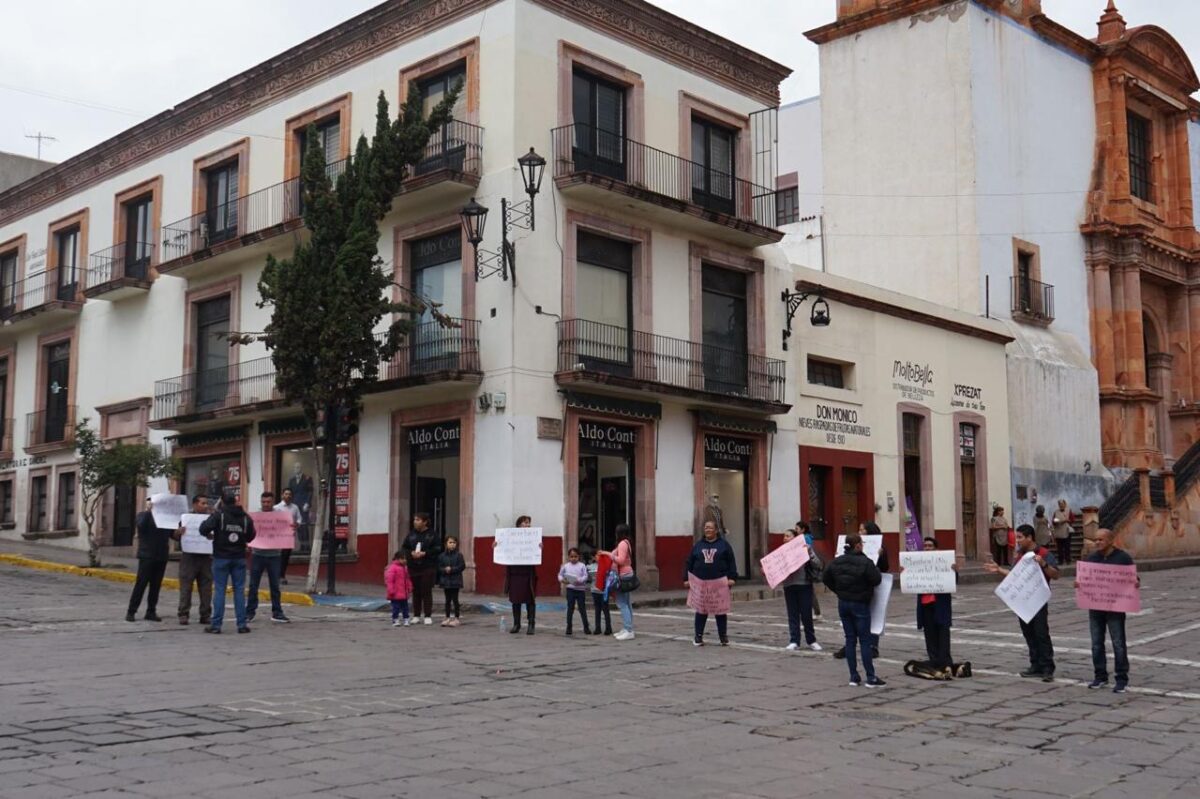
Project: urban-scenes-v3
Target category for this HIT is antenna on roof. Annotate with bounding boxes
[25,132,58,159]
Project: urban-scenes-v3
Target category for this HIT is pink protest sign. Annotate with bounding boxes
[1075,561,1140,613]
[248,511,295,550]
[760,535,811,589]
[687,574,732,615]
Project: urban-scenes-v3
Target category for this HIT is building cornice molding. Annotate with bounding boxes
[530,0,789,107]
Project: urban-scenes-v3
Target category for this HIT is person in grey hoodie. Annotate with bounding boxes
[779,527,822,652]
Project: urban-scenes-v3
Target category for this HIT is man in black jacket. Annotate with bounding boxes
[200,491,256,634]
[125,497,173,622]
[823,534,885,687]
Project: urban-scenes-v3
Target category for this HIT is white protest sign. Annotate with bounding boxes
[837,534,883,563]
[179,513,212,555]
[899,550,957,595]
[494,527,543,565]
[995,552,1051,623]
[869,572,893,636]
[150,494,189,530]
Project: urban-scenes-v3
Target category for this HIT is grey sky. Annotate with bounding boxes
[1,1,1196,162]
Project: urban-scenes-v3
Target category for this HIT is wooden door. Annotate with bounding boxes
[841,468,860,536]
[961,461,978,559]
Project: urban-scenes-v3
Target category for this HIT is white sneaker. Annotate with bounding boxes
[423,617,433,625]
[785,642,799,651]
[809,642,824,652]
[392,619,402,627]
[613,630,634,641]
[403,618,411,626]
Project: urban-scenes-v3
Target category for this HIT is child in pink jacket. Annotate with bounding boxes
[385,551,414,627]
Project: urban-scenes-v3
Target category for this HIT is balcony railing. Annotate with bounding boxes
[0,417,12,453]
[153,318,482,422]
[1011,276,1055,323]
[88,241,155,286]
[551,123,777,229]
[27,406,77,448]
[0,271,82,322]
[161,158,350,263]
[557,318,786,405]
[412,119,483,178]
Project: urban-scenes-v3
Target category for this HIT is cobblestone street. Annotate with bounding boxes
[1,563,1198,798]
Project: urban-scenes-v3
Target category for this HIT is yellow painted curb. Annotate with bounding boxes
[0,554,314,606]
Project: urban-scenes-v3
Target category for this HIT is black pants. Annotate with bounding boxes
[410,569,436,618]
[1055,537,1071,564]
[443,588,460,619]
[694,613,728,639]
[512,602,535,627]
[566,590,590,633]
[919,603,952,668]
[246,554,282,617]
[127,558,168,616]
[1018,605,1055,675]
[991,539,1009,566]
[593,593,611,633]
[280,548,292,579]
[783,584,816,645]
[1089,610,1129,683]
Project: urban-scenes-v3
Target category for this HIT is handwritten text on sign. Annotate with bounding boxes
[150,494,189,530]
[179,513,212,555]
[248,511,296,550]
[994,552,1051,623]
[1075,561,1140,613]
[898,551,957,594]
[836,534,883,563]
[494,527,543,565]
[686,574,732,615]
[760,535,811,589]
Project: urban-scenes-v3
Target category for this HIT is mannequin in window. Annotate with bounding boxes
[703,493,726,537]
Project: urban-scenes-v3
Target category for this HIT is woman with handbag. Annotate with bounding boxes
[599,524,636,640]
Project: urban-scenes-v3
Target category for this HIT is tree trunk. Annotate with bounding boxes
[304,434,331,593]
[84,493,102,567]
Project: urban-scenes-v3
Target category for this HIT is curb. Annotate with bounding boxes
[0,554,315,606]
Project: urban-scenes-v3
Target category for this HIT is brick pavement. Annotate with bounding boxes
[1,562,1198,797]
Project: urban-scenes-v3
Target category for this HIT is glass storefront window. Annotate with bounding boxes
[276,446,319,553]
[184,455,242,507]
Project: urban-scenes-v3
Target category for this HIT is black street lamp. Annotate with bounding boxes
[780,290,831,350]
[461,147,545,285]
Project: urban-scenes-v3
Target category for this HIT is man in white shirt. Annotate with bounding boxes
[274,488,303,585]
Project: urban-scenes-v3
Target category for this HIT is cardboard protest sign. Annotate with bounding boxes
[179,513,212,555]
[494,527,543,565]
[869,573,893,636]
[686,573,732,615]
[150,494,189,530]
[760,535,811,589]
[995,552,1051,623]
[898,550,957,595]
[836,534,883,563]
[1075,561,1140,613]
[248,511,295,550]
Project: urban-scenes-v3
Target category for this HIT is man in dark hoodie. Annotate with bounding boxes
[684,520,738,646]
[201,490,256,634]
[125,496,173,622]
[823,533,885,687]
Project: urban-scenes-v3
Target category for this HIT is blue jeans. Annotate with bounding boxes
[246,554,283,618]
[211,557,247,630]
[838,599,875,681]
[615,586,634,632]
[1089,610,1129,683]
[390,599,410,621]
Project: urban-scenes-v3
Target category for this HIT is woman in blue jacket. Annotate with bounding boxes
[684,520,737,646]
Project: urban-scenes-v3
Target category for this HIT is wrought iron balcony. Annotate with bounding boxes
[1011,276,1055,324]
[556,318,786,408]
[0,271,83,325]
[152,318,482,424]
[551,123,780,245]
[27,406,77,449]
[86,241,155,297]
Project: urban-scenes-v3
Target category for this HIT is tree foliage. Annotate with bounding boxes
[75,419,179,567]
[240,87,461,592]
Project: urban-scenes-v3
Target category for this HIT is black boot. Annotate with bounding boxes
[526,604,536,635]
[509,605,521,634]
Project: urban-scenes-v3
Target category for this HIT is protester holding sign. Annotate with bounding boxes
[777,527,821,652]
[502,515,538,635]
[245,492,290,625]
[823,534,884,687]
[834,523,888,660]
[984,524,1059,682]
[1076,528,1137,693]
[599,524,636,641]
[200,490,257,634]
[684,521,737,647]
[907,538,958,672]
[403,512,442,626]
[173,495,213,627]
[125,497,173,623]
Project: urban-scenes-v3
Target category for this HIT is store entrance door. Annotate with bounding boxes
[577,420,638,556]
[704,434,753,580]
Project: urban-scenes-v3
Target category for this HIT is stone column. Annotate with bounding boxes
[1090,260,1117,388]
[1122,264,1146,389]
[1163,469,1177,507]
[1136,467,1151,511]
[1110,263,1127,384]
[1188,287,1200,401]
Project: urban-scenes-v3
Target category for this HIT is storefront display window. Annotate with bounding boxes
[184,456,241,506]
[276,446,319,553]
